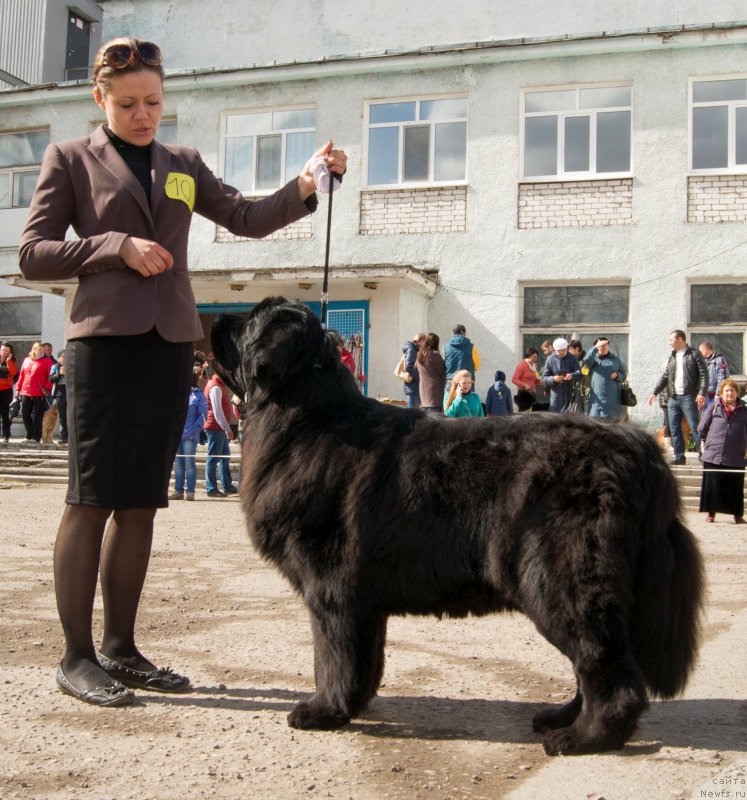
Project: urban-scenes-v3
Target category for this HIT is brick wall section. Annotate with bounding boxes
[215,209,313,243]
[688,175,747,223]
[359,186,467,235]
[518,179,633,229]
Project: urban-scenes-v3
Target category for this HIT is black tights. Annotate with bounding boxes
[54,504,157,688]
[0,388,11,439]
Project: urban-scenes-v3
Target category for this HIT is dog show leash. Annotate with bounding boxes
[310,157,342,328]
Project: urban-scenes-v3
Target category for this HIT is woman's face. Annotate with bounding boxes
[458,375,472,393]
[721,385,738,405]
[528,353,538,365]
[94,70,163,146]
[0,345,10,361]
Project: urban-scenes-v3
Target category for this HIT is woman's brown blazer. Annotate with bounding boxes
[19,125,315,342]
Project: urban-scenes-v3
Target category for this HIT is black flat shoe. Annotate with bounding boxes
[97,652,191,693]
[56,664,134,707]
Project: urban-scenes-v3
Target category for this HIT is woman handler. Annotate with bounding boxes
[19,37,347,706]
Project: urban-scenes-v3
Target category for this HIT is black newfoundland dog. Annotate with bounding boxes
[212,297,704,756]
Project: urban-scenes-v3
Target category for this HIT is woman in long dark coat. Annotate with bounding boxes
[698,379,747,524]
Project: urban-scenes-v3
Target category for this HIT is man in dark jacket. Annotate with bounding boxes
[648,329,708,465]
[444,324,480,383]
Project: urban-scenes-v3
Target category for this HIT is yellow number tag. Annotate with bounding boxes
[165,172,195,212]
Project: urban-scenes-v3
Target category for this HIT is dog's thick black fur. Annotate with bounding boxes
[212,297,705,756]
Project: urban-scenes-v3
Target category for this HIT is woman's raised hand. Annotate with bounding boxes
[297,140,347,200]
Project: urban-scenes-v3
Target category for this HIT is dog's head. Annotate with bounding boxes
[211,297,340,399]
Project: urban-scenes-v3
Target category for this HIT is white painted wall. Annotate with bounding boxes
[100,0,747,70]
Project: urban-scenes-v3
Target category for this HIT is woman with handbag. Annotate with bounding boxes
[400,334,426,409]
[0,341,19,442]
[582,337,628,419]
[16,342,52,443]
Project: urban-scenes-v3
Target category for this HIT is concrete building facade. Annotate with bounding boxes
[1,1,746,425]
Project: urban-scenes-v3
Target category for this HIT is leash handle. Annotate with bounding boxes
[320,184,333,327]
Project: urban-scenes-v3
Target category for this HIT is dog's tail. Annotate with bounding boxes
[629,464,705,699]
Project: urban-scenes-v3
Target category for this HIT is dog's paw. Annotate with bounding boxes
[532,693,583,732]
[542,726,626,756]
[542,728,578,756]
[287,701,350,731]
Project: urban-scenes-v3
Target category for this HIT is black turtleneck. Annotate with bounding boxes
[103,126,152,203]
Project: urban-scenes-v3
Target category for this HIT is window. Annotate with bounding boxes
[0,299,42,361]
[689,283,747,374]
[0,130,49,208]
[366,97,467,186]
[521,284,630,368]
[65,12,92,81]
[522,85,631,179]
[223,108,316,193]
[691,77,747,172]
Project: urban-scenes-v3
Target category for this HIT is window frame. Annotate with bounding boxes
[0,298,43,341]
[518,281,632,371]
[0,128,49,209]
[689,74,747,175]
[688,279,747,376]
[519,82,633,183]
[0,166,42,209]
[220,105,317,196]
[363,94,469,190]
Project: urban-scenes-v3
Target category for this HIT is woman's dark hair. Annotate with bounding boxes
[1,341,14,356]
[524,347,538,358]
[93,37,164,95]
[568,339,585,359]
[416,333,440,365]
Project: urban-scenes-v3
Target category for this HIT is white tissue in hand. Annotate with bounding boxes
[310,156,341,194]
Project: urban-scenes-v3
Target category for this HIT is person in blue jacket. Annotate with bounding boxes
[485,370,513,416]
[583,336,627,419]
[444,324,480,383]
[170,367,208,500]
[444,370,485,418]
[402,333,425,409]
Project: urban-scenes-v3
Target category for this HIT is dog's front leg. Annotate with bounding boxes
[287,605,387,731]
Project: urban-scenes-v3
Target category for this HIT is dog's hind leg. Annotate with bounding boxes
[541,651,648,756]
[287,608,387,731]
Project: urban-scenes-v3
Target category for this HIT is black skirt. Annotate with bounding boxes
[65,330,193,509]
[699,460,745,517]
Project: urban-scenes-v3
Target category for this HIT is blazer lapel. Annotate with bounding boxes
[87,125,155,234]
[150,140,170,220]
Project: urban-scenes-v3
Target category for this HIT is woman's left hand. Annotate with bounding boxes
[297,140,347,200]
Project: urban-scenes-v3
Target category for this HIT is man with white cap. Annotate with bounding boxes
[540,338,582,413]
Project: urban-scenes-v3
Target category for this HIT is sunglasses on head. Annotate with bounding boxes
[102,41,162,70]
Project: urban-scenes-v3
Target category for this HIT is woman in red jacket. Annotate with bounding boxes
[511,348,541,409]
[16,342,52,443]
[0,341,19,442]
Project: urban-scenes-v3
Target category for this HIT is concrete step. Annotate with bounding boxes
[0,441,726,510]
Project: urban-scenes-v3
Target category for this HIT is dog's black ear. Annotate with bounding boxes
[250,301,324,384]
[211,314,247,397]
